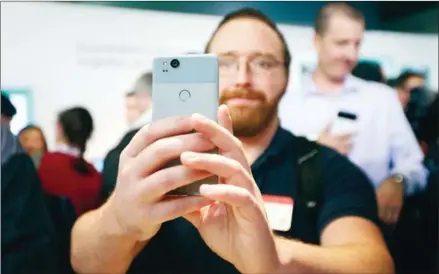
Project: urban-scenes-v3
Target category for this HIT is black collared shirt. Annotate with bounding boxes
[128,127,379,274]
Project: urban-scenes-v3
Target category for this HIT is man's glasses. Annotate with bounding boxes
[218,55,284,76]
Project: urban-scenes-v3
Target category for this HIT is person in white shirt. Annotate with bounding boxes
[287,3,427,225]
[101,72,152,200]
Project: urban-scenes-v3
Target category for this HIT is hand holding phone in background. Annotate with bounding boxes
[317,111,357,155]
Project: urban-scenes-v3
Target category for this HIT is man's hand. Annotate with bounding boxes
[317,123,353,155]
[105,116,215,242]
[182,105,280,274]
[376,177,404,225]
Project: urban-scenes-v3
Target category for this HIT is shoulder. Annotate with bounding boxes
[2,153,35,185]
[105,128,140,161]
[40,152,69,169]
[120,128,140,147]
[84,160,101,178]
[41,152,67,161]
[2,152,43,204]
[320,145,369,182]
[317,146,379,231]
[351,75,400,104]
[1,124,24,165]
[319,144,374,193]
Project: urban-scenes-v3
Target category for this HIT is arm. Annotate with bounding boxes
[274,148,394,274]
[274,217,393,274]
[386,89,428,195]
[70,196,147,274]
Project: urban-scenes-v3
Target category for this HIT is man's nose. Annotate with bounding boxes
[345,45,359,62]
[235,60,252,88]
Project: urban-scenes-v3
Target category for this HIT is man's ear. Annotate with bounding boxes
[313,33,322,53]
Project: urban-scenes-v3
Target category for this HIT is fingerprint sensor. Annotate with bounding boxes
[179,90,191,102]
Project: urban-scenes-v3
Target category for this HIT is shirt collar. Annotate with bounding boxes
[302,72,359,96]
[251,126,293,170]
[131,107,152,129]
[55,144,81,157]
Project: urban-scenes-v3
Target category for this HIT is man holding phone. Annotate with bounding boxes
[71,7,393,274]
[286,3,427,226]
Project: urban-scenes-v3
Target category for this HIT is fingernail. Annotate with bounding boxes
[192,113,207,121]
[199,184,213,194]
[181,151,199,161]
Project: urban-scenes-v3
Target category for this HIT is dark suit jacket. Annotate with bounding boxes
[1,153,59,274]
[101,128,140,201]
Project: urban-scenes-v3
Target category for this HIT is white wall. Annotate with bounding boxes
[2,2,438,160]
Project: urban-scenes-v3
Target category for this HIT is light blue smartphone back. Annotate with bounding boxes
[152,54,219,122]
[152,54,219,195]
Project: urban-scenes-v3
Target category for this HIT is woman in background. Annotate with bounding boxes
[18,125,48,168]
[38,107,101,216]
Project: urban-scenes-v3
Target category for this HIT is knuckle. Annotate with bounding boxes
[194,133,211,148]
[230,159,244,175]
[143,126,154,145]
[233,136,245,151]
[158,171,175,192]
[117,165,132,184]
[154,138,174,154]
[119,147,129,163]
[166,201,180,216]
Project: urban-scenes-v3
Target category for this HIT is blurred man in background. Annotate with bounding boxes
[130,72,153,129]
[394,71,433,140]
[101,72,152,201]
[124,91,142,126]
[287,3,427,225]
[395,71,426,109]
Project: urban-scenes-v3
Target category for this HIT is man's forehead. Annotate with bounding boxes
[208,18,284,58]
[324,14,364,37]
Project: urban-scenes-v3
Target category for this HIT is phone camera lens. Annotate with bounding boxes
[170,59,180,68]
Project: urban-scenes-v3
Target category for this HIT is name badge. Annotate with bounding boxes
[262,195,294,232]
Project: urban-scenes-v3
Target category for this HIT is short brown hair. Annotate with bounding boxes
[134,72,152,96]
[205,8,291,74]
[314,3,365,36]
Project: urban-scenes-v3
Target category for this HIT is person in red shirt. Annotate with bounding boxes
[38,107,101,216]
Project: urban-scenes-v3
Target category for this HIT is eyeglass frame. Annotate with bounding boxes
[217,53,287,76]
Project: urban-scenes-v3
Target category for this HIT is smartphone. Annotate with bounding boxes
[152,54,219,195]
[330,111,357,135]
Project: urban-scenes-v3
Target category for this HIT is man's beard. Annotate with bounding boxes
[220,87,281,137]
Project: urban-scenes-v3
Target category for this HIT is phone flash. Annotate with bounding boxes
[163,61,167,66]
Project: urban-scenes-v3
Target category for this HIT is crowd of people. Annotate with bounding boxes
[1,3,438,274]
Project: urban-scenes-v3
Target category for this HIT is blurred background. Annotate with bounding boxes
[1,1,438,166]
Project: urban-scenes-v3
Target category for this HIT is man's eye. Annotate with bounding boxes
[255,60,275,69]
[219,60,236,67]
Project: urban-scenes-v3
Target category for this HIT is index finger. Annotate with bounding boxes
[218,104,234,135]
[191,112,247,167]
[121,116,193,161]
